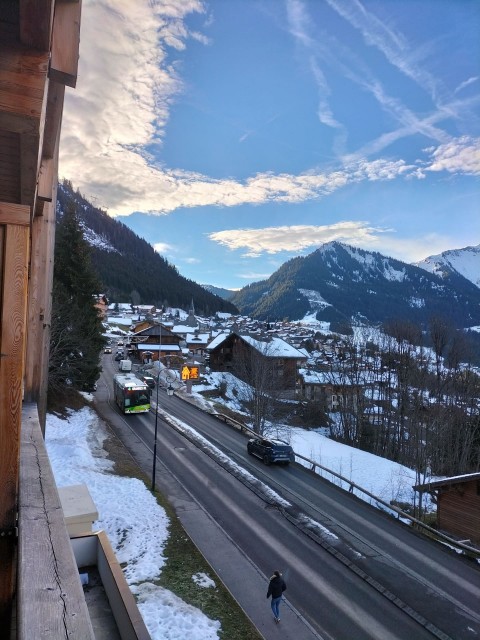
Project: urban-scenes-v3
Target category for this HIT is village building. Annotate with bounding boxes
[413,472,480,546]
[130,321,183,363]
[186,331,211,357]
[206,332,307,399]
[298,369,362,411]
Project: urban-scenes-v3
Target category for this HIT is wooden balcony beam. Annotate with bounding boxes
[49,0,82,88]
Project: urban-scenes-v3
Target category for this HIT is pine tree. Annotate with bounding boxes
[48,201,105,394]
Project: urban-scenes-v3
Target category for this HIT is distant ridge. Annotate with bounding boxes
[201,284,236,301]
[56,180,238,315]
[230,241,480,330]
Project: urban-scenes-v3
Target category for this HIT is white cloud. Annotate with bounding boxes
[208,224,461,265]
[238,271,275,280]
[424,137,480,176]
[208,222,389,256]
[153,242,174,254]
[454,76,479,94]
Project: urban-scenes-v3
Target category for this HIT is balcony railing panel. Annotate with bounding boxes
[18,403,95,639]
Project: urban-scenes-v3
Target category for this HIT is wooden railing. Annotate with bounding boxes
[18,404,95,639]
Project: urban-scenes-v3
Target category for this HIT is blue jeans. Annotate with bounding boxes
[271,595,282,619]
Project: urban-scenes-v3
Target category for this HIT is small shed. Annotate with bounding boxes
[414,472,480,545]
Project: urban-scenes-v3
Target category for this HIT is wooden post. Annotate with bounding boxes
[0,223,30,632]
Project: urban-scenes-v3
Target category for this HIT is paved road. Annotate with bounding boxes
[96,358,480,640]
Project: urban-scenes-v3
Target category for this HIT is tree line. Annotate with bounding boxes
[57,180,238,315]
[307,320,480,484]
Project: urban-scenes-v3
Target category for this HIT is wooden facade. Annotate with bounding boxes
[130,322,183,363]
[414,473,480,545]
[0,1,83,633]
[207,332,306,397]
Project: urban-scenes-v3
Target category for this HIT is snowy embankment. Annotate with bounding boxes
[46,407,222,640]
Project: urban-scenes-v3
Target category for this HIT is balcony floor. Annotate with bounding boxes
[81,566,122,640]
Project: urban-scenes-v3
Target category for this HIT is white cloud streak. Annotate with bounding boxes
[208,222,389,257]
[209,224,463,266]
[286,0,479,163]
[424,137,480,176]
[59,1,478,218]
[324,0,442,103]
[153,242,175,254]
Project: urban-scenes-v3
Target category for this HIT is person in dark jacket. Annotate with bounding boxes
[266,570,287,622]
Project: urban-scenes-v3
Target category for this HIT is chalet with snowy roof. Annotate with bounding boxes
[108,302,132,312]
[135,304,157,316]
[186,332,210,356]
[414,472,480,546]
[130,322,182,362]
[298,369,363,411]
[207,332,307,398]
[171,324,198,339]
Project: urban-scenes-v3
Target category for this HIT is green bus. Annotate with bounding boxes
[113,374,151,414]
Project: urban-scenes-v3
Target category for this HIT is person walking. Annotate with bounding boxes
[266,570,287,623]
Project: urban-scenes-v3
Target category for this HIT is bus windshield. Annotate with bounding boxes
[124,388,150,408]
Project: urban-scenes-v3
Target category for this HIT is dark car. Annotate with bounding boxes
[140,375,156,390]
[247,437,295,465]
[114,353,123,361]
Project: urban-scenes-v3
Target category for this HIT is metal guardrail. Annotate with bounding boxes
[211,412,480,558]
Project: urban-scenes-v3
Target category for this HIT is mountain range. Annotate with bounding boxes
[229,242,480,331]
[59,181,479,333]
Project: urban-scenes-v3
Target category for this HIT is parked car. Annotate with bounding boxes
[247,437,295,465]
[139,375,156,390]
[104,347,112,354]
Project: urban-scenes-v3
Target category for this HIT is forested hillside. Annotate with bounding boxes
[231,242,480,330]
[57,181,238,314]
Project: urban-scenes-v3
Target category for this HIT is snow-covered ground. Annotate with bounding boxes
[195,371,428,508]
[46,407,222,640]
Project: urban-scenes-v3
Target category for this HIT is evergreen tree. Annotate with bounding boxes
[48,202,105,394]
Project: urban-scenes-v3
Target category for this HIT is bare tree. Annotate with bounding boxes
[232,337,280,435]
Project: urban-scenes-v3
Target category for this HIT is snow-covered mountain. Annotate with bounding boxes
[415,245,480,289]
[231,241,480,330]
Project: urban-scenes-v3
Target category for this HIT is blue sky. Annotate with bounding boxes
[60,0,479,290]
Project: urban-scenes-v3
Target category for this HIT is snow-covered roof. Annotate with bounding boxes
[186,333,210,345]
[206,332,230,350]
[299,369,360,386]
[171,325,197,335]
[414,471,480,491]
[136,344,181,352]
[241,335,307,359]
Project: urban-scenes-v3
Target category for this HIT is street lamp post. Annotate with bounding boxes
[151,373,174,493]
